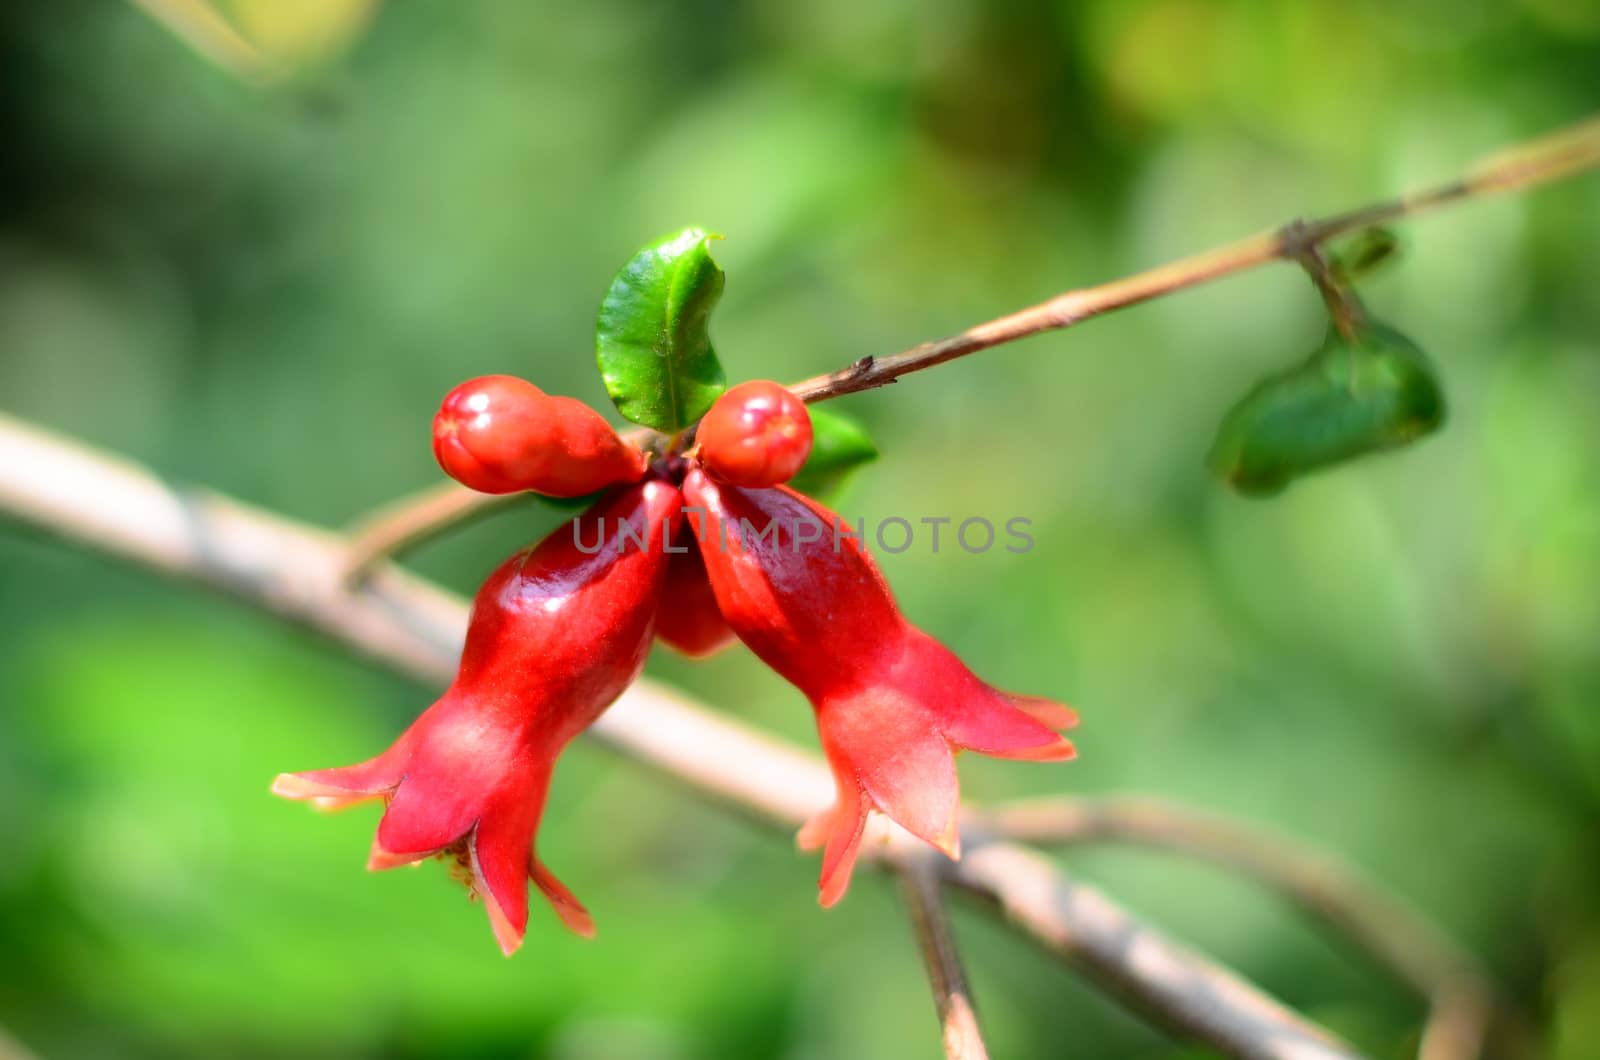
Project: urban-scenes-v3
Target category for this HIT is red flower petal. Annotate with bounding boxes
[1004,693,1080,732]
[683,470,1076,905]
[531,860,597,939]
[818,686,961,856]
[889,631,1075,762]
[473,834,528,957]
[806,758,868,909]
[269,734,414,811]
[467,770,558,955]
[275,481,681,950]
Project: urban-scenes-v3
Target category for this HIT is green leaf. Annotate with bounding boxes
[1207,321,1445,497]
[788,406,878,499]
[596,226,729,432]
[536,489,606,511]
[1330,227,1402,283]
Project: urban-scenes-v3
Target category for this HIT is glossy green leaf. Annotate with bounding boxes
[596,226,728,433]
[788,406,878,499]
[1208,322,1445,497]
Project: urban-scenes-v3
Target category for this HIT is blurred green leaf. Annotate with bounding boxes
[1553,938,1600,1060]
[537,489,605,511]
[596,227,728,433]
[788,406,877,500]
[130,0,378,82]
[1330,227,1403,283]
[225,0,379,67]
[1207,321,1446,496]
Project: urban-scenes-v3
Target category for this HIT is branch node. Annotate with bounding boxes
[1277,216,1318,260]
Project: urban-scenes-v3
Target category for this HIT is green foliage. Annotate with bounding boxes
[596,227,728,433]
[1208,321,1445,496]
[788,406,878,499]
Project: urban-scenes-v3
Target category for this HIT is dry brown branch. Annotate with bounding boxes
[0,410,1363,1060]
[979,797,1498,1060]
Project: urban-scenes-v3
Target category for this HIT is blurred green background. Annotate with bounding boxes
[3,1,1599,1057]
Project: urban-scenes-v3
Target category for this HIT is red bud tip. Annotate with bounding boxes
[696,380,813,488]
[433,375,647,496]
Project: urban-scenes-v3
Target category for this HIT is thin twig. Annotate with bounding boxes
[787,114,1600,404]
[901,856,989,1060]
[0,411,1362,1060]
[338,115,1600,579]
[1288,226,1366,343]
[340,425,658,585]
[978,797,1499,1060]
[342,480,525,585]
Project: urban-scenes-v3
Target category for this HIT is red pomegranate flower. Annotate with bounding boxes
[682,469,1075,905]
[274,480,681,954]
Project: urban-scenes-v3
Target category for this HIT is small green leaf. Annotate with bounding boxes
[788,407,878,500]
[1330,227,1403,283]
[1207,321,1445,497]
[596,226,729,433]
[536,489,606,511]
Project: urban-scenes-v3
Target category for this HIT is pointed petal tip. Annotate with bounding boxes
[1006,694,1078,731]
[931,818,962,861]
[532,861,596,939]
[817,868,851,908]
[271,772,379,812]
[561,908,599,939]
[540,890,597,939]
[814,810,867,909]
[366,836,427,872]
[485,895,528,957]
[796,810,831,852]
[1008,736,1077,762]
[270,773,308,801]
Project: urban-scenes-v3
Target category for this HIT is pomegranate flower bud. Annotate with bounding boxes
[695,379,813,488]
[433,374,649,497]
[682,469,1075,905]
[273,480,682,954]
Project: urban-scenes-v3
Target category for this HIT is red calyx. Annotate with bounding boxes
[655,522,736,659]
[682,469,1075,906]
[695,380,813,488]
[273,480,682,954]
[433,374,648,496]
